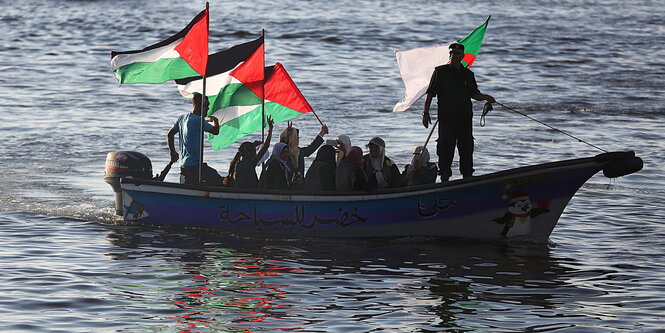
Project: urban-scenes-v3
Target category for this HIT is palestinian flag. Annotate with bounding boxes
[208,62,313,150]
[177,38,313,150]
[176,37,264,106]
[110,9,208,84]
[393,16,490,112]
[458,16,490,68]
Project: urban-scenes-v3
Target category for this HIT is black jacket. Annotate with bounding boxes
[304,160,336,191]
[260,157,290,190]
[362,155,401,189]
[336,161,368,192]
[402,162,438,186]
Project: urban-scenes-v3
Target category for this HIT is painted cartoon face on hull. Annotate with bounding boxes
[493,191,550,238]
[508,196,532,217]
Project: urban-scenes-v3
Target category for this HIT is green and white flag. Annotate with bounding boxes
[393,16,490,112]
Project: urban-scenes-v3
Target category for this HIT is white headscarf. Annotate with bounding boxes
[271,142,292,179]
[407,146,430,185]
[335,134,352,166]
[370,145,389,188]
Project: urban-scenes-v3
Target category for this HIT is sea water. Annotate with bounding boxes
[0,0,663,331]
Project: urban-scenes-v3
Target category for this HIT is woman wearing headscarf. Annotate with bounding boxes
[402,146,438,186]
[229,117,274,190]
[304,145,336,191]
[279,121,328,186]
[260,142,291,190]
[335,134,352,166]
[362,137,401,189]
[336,146,369,192]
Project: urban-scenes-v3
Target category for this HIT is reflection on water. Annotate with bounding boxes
[1,212,662,331]
[103,225,595,332]
[0,0,663,330]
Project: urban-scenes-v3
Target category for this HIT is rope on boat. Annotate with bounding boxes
[495,102,608,153]
[480,101,493,127]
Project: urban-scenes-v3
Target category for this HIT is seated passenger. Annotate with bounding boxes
[335,134,352,166]
[229,117,274,190]
[336,146,368,192]
[304,145,336,191]
[279,121,328,186]
[362,137,401,189]
[402,146,438,186]
[260,142,291,190]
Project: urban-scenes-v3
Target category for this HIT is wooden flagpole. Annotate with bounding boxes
[311,110,324,126]
[423,119,438,148]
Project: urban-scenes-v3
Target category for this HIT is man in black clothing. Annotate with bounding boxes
[423,43,495,181]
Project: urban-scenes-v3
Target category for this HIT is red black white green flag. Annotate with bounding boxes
[177,37,313,150]
[111,9,209,84]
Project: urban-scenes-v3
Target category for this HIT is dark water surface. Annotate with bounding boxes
[0,0,663,331]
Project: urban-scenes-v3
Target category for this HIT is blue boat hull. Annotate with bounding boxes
[119,152,641,240]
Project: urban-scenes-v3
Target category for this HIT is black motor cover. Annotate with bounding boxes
[104,151,152,179]
[104,151,152,216]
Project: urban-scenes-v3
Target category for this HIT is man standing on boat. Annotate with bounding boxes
[423,42,495,181]
[167,93,224,185]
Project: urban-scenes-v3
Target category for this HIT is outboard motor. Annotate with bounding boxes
[104,151,153,216]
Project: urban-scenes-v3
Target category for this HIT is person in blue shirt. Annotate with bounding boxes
[167,93,223,185]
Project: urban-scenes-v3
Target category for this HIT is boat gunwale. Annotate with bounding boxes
[120,151,633,200]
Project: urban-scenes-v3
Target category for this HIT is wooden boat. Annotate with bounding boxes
[104,151,642,240]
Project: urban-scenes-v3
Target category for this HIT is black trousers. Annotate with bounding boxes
[180,163,224,185]
[437,116,474,179]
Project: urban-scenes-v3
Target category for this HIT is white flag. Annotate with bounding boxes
[393,43,451,112]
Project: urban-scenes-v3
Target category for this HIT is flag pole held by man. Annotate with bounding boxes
[109,5,324,187]
[110,6,216,184]
[176,38,320,152]
[167,93,226,185]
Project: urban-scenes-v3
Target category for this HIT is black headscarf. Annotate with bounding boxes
[314,145,336,169]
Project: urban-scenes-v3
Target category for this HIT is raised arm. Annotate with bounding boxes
[228,152,241,178]
[256,116,275,160]
[301,124,327,157]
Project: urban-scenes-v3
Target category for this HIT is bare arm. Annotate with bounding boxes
[256,116,275,159]
[206,116,220,135]
[228,152,241,178]
[167,128,179,163]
